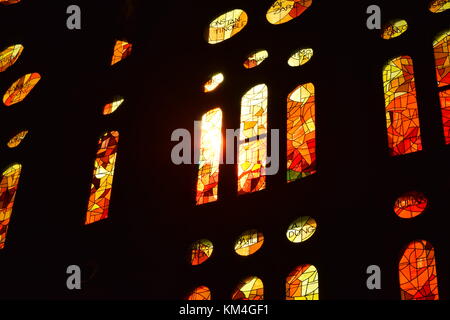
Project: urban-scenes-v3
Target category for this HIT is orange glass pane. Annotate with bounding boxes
[238,84,267,194]
[286,264,319,300]
[383,56,422,156]
[0,44,23,72]
[207,9,248,44]
[234,229,264,256]
[429,0,450,13]
[266,0,313,25]
[0,0,21,5]
[103,98,124,115]
[7,130,28,148]
[0,164,22,249]
[85,131,119,225]
[439,90,450,144]
[3,73,41,106]
[243,50,269,69]
[187,286,211,300]
[394,191,428,219]
[190,239,213,266]
[399,240,439,300]
[196,108,222,205]
[232,276,264,300]
[381,19,408,40]
[287,83,316,182]
[111,40,132,66]
[433,30,450,87]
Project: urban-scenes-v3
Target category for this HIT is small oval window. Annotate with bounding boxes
[381,19,408,40]
[7,130,28,148]
[266,0,313,25]
[190,239,214,266]
[286,216,317,243]
[3,73,41,106]
[288,48,313,67]
[244,50,269,69]
[394,191,428,219]
[207,9,248,44]
[429,0,450,13]
[234,229,264,256]
[204,73,224,92]
[0,44,24,73]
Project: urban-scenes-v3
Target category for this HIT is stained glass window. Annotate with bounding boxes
[234,229,264,256]
[0,44,23,72]
[433,30,450,87]
[0,0,21,5]
[207,9,248,45]
[287,83,316,182]
[190,239,213,266]
[286,216,317,243]
[196,108,222,205]
[383,56,422,156]
[7,130,28,148]
[266,0,313,25]
[381,19,408,40]
[288,48,313,67]
[439,90,450,144]
[232,276,264,300]
[399,240,439,300]
[286,264,319,300]
[111,40,132,66]
[244,50,269,69]
[238,84,267,194]
[187,286,212,300]
[394,191,428,219]
[103,98,124,115]
[0,164,22,249]
[204,73,224,93]
[85,131,119,225]
[429,0,450,13]
[3,73,41,106]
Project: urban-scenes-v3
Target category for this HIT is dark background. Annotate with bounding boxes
[0,0,448,300]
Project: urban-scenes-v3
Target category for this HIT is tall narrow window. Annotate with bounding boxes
[238,84,268,194]
[399,240,439,300]
[0,44,23,72]
[286,264,319,300]
[85,131,119,225]
[0,164,22,249]
[287,83,316,182]
[383,56,422,156]
[439,90,450,143]
[196,108,222,205]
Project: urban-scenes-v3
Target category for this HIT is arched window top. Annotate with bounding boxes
[190,239,213,266]
[207,9,248,44]
[288,48,313,67]
[433,29,450,87]
[286,216,317,243]
[232,276,264,300]
[286,264,319,300]
[266,0,313,25]
[429,0,450,13]
[7,130,28,148]
[399,240,439,300]
[381,19,408,40]
[186,286,211,300]
[234,229,264,256]
[111,40,132,66]
[3,73,41,106]
[0,44,23,73]
[103,97,124,115]
[394,191,428,219]
[244,50,269,69]
[0,0,21,5]
[204,73,224,93]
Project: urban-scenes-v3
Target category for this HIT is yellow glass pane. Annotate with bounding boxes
[232,276,264,300]
[234,229,264,256]
[3,73,41,106]
[286,265,319,300]
[111,40,132,65]
[381,19,408,40]
[103,98,124,115]
[0,44,23,72]
[207,9,248,44]
[266,0,313,25]
[244,50,269,69]
[429,0,450,13]
[7,130,28,148]
[288,48,313,67]
[190,239,213,266]
[286,216,317,243]
[204,73,224,93]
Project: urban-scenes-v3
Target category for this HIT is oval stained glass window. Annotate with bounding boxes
[0,0,21,5]
[111,40,132,65]
[0,44,23,73]
[103,97,124,115]
[429,0,450,13]
[3,73,41,106]
[234,229,264,256]
[381,19,408,40]
[243,50,269,69]
[7,130,28,148]
[266,0,313,25]
[286,216,317,243]
[204,73,224,92]
[190,239,213,266]
[231,276,264,300]
[394,191,428,219]
[288,48,313,67]
[207,9,248,44]
[186,286,212,300]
